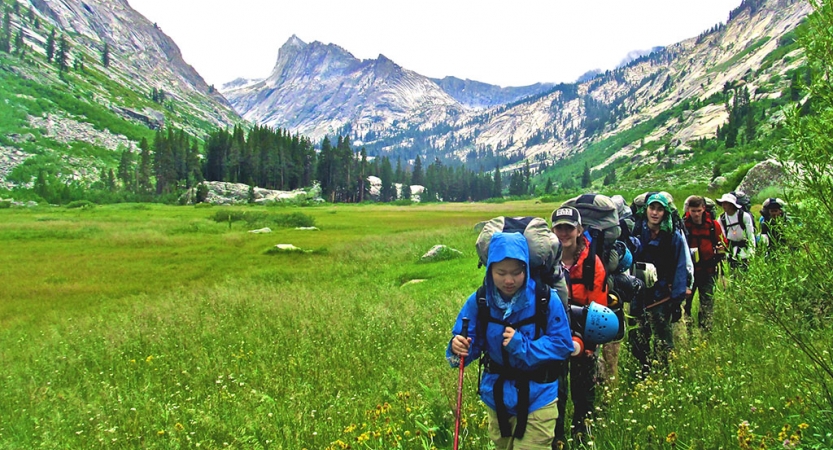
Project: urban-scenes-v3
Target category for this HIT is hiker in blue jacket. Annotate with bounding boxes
[630,193,688,375]
[447,231,574,449]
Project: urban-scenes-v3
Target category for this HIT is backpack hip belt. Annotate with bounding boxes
[482,354,566,384]
[485,354,566,440]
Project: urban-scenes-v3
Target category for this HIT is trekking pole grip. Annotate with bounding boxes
[461,317,470,340]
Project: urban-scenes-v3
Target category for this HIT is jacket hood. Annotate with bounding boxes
[485,232,531,293]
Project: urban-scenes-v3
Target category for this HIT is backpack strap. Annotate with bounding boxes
[477,279,556,440]
[721,211,749,235]
[534,280,550,339]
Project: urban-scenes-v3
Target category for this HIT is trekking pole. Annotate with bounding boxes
[453,317,470,450]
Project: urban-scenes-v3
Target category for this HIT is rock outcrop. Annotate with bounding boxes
[736,159,789,198]
[180,181,323,205]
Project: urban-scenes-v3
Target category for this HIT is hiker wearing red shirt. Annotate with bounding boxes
[683,196,726,331]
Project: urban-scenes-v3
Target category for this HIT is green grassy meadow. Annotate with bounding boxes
[0,201,828,449]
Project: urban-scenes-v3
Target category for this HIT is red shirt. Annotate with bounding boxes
[684,212,725,274]
[565,235,607,306]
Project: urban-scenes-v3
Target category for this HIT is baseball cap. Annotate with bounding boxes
[551,206,581,228]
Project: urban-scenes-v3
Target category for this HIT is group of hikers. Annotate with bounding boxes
[446,190,790,449]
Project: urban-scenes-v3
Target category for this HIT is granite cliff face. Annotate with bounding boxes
[222,0,811,177]
[29,0,238,128]
[0,0,241,188]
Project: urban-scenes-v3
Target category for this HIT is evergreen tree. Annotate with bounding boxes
[117,149,134,191]
[101,42,109,67]
[581,162,592,188]
[603,168,617,186]
[411,155,423,186]
[394,156,403,183]
[358,148,368,202]
[544,178,553,194]
[316,137,336,201]
[137,137,152,193]
[379,156,395,202]
[34,169,50,200]
[493,164,502,198]
[56,34,69,74]
[106,168,116,191]
[73,52,84,71]
[789,70,802,101]
[508,170,523,196]
[45,29,55,62]
[13,29,24,56]
[1,10,11,54]
[186,139,202,189]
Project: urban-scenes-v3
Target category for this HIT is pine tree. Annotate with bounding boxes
[56,34,69,74]
[73,52,84,72]
[34,169,50,200]
[117,149,134,191]
[101,42,110,67]
[411,155,423,186]
[1,10,11,53]
[581,163,592,188]
[14,29,24,56]
[380,156,395,202]
[137,137,152,193]
[493,164,502,198]
[106,168,117,191]
[45,29,55,62]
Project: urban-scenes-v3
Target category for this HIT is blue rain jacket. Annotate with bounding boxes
[633,222,689,303]
[446,232,573,416]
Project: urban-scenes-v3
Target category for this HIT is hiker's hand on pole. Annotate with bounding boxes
[502,327,516,347]
[451,335,472,357]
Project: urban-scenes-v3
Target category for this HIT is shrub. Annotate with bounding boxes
[483,197,506,204]
[210,210,315,228]
[65,200,95,209]
[195,184,209,203]
[0,200,11,209]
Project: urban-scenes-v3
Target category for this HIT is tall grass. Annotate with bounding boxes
[1,199,831,449]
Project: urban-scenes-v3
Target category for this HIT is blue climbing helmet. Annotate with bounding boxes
[584,302,620,344]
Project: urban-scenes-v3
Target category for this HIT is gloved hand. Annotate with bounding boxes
[670,299,683,323]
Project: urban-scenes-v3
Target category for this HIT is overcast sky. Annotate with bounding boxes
[127,0,742,88]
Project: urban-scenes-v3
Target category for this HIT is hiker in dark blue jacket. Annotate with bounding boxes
[447,231,574,449]
[630,193,688,375]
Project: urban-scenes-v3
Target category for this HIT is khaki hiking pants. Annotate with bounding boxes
[488,399,558,450]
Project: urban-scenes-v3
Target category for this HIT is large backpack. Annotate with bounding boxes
[683,195,720,245]
[730,190,753,214]
[561,194,629,340]
[719,190,754,234]
[475,216,565,339]
[474,217,568,441]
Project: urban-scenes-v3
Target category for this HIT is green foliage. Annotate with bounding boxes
[1,198,831,448]
[723,162,756,191]
[209,210,316,228]
[65,199,95,209]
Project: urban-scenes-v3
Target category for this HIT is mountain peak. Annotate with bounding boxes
[276,34,307,60]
